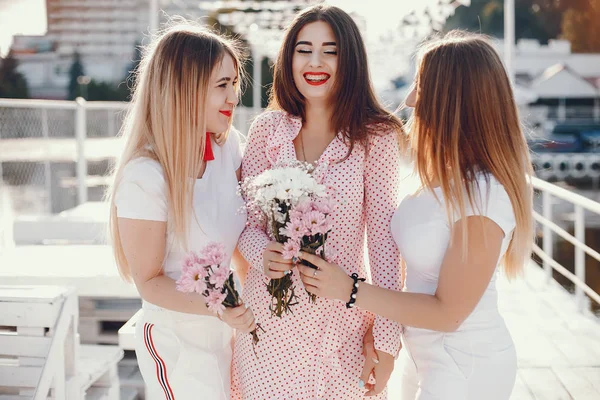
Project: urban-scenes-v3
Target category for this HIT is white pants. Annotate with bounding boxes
[398,327,517,400]
[135,305,233,400]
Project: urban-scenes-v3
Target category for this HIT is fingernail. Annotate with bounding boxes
[284,270,291,275]
[358,379,365,388]
[292,256,298,264]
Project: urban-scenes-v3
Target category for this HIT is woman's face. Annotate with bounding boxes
[205,54,239,134]
[404,77,418,108]
[292,21,338,103]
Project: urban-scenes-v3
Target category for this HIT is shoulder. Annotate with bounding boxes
[473,174,510,205]
[122,157,164,179]
[467,173,515,234]
[114,157,168,220]
[120,157,166,190]
[250,110,286,130]
[365,126,403,161]
[251,110,300,134]
[367,120,403,144]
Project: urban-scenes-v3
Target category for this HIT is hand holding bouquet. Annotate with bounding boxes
[241,162,335,316]
[175,242,264,350]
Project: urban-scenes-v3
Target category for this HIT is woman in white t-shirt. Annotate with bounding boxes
[297,31,534,399]
[107,24,254,400]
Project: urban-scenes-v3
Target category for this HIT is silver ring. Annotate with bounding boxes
[312,269,318,278]
[372,357,380,364]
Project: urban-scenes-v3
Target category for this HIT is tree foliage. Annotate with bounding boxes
[561,1,600,53]
[442,0,595,49]
[67,51,85,100]
[0,51,29,99]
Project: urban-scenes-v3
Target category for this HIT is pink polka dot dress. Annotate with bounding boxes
[232,111,403,400]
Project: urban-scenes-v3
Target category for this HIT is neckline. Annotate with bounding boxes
[293,132,340,166]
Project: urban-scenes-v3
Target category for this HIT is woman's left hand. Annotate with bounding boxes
[297,251,354,302]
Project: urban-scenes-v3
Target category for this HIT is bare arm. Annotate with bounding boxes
[232,246,250,288]
[119,217,214,315]
[300,216,504,332]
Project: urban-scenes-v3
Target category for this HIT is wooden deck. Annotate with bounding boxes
[388,261,600,399]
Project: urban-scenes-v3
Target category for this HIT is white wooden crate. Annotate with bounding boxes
[0,285,79,399]
[117,309,141,352]
[0,286,125,400]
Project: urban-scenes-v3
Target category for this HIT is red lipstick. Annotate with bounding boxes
[303,72,331,86]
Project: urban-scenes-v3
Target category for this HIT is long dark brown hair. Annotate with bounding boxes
[268,4,404,152]
[409,31,533,278]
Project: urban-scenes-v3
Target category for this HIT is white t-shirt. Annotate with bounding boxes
[391,173,516,329]
[115,128,247,282]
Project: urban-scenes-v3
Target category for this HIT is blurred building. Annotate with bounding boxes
[495,39,600,124]
[11,0,219,99]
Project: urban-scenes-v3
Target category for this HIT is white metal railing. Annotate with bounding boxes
[0,98,260,215]
[0,179,14,252]
[532,176,600,311]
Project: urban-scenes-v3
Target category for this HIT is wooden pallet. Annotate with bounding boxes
[0,285,78,399]
[0,285,124,400]
[79,298,141,345]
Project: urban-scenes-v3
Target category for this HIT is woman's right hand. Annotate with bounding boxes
[220,304,256,333]
[262,241,294,279]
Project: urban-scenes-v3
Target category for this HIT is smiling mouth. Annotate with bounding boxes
[219,110,232,117]
[304,73,330,86]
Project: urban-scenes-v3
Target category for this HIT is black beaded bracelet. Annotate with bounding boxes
[346,273,366,309]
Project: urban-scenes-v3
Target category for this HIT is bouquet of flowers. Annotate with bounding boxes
[241,162,335,317]
[175,242,263,350]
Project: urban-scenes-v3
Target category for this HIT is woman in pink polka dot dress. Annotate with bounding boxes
[231,5,405,399]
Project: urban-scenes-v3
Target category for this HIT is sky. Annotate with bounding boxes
[0,0,46,56]
[0,0,448,56]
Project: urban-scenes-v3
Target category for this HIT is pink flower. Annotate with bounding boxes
[303,210,328,235]
[289,210,303,221]
[202,242,226,266]
[314,197,335,214]
[205,290,227,315]
[183,251,204,268]
[279,217,308,240]
[312,218,331,236]
[176,265,207,294]
[281,239,301,260]
[295,198,313,213]
[209,266,231,289]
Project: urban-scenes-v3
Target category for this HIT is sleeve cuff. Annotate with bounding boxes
[239,230,270,273]
[373,316,403,359]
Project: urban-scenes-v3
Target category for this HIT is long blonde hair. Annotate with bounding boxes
[407,31,533,279]
[107,23,243,281]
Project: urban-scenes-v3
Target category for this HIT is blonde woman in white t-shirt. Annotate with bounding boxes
[106,23,255,400]
[297,31,534,399]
